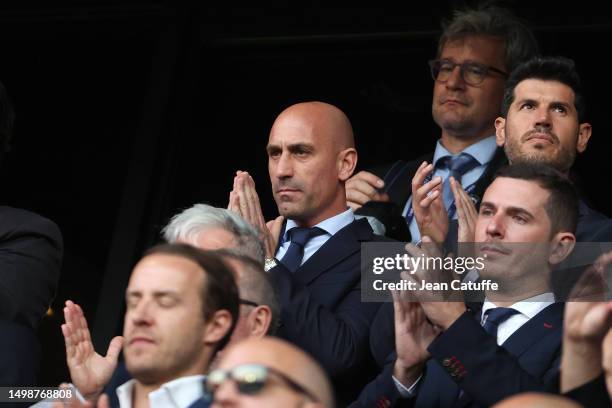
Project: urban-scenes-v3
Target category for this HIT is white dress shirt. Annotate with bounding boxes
[116,374,206,408]
[275,208,354,266]
[394,292,556,396]
[481,292,556,345]
[405,135,498,242]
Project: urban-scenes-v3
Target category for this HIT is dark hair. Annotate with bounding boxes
[501,56,586,122]
[215,250,281,335]
[144,243,240,352]
[438,5,538,73]
[0,80,14,154]
[494,162,579,235]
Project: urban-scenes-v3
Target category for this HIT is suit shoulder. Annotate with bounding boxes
[0,206,63,244]
[366,153,433,179]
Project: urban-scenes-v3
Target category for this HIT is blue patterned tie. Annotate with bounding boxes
[280,227,325,272]
[440,153,479,218]
[482,307,519,338]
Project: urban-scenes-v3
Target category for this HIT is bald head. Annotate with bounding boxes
[212,337,334,408]
[267,102,358,226]
[492,392,583,408]
[274,101,354,151]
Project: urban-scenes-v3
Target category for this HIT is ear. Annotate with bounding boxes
[248,305,272,338]
[203,309,233,345]
[494,117,506,148]
[548,232,576,266]
[337,147,358,181]
[576,122,592,153]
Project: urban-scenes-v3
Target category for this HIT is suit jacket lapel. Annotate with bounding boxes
[501,302,564,357]
[465,302,563,357]
[294,218,373,285]
[454,302,563,408]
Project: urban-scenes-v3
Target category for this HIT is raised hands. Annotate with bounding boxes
[392,290,439,386]
[403,236,467,330]
[565,251,612,341]
[62,300,123,401]
[561,251,612,393]
[345,170,390,211]
[411,162,448,244]
[228,171,284,258]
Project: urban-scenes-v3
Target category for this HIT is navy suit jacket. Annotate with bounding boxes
[270,217,388,404]
[355,149,507,242]
[353,302,564,408]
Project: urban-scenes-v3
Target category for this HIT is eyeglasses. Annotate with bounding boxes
[239,298,259,307]
[428,59,508,86]
[205,363,319,402]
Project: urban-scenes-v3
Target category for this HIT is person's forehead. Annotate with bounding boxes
[268,117,317,146]
[128,253,204,292]
[440,35,506,67]
[187,228,237,251]
[483,177,549,211]
[220,342,287,371]
[513,79,576,106]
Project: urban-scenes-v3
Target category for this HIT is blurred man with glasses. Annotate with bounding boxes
[209,337,334,408]
[346,5,538,243]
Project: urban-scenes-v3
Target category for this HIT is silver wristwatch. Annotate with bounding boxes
[264,257,278,272]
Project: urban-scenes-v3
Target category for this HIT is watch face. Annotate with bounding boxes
[264,258,277,271]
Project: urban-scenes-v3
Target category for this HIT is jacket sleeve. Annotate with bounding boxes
[426,311,561,407]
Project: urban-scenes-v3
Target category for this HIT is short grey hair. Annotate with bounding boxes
[216,250,281,335]
[162,204,265,265]
[438,5,538,73]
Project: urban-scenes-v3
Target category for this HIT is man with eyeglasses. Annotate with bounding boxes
[209,337,334,408]
[346,5,538,243]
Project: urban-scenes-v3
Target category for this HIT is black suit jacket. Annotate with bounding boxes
[0,206,62,387]
[353,302,564,408]
[355,149,507,242]
[0,206,63,329]
[270,217,389,404]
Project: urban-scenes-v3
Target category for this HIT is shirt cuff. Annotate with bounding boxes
[392,373,422,397]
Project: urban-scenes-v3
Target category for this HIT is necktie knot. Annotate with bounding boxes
[287,227,323,247]
[439,153,479,216]
[442,153,479,181]
[482,307,519,337]
[281,227,325,272]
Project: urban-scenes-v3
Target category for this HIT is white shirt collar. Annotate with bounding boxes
[116,375,206,408]
[482,292,556,321]
[283,208,354,241]
[433,135,498,167]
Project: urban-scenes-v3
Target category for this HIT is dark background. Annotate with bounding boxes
[0,0,609,385]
